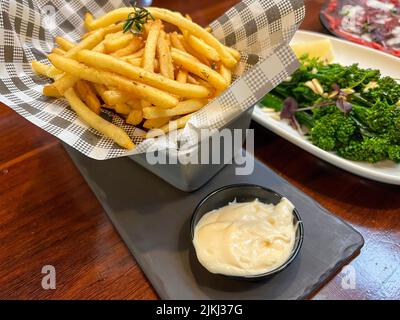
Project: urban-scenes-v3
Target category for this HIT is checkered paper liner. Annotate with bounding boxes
[0,0,305,159]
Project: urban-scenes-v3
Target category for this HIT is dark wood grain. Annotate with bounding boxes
[0,0,399,300]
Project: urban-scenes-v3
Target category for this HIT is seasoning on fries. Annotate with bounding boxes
[31,3,240,150]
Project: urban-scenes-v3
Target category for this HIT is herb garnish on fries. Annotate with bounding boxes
[122,2,155,35]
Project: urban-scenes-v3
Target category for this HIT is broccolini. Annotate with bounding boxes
[260,55,400,163]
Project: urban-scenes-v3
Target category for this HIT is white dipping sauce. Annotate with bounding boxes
[193,198,297,276]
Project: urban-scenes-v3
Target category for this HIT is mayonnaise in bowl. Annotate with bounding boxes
[192,197,299,277]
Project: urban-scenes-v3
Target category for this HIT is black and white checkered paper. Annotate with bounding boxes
[0,0,304,159]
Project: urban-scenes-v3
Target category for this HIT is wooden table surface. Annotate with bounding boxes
[0,0,399,300]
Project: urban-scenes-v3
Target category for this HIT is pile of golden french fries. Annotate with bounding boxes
[31,6,240,150]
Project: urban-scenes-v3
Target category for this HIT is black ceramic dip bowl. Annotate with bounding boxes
[190,184,304,281]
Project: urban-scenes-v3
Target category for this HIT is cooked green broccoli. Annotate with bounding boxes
[388,145,400,162]
[310,111,357,151]
[312,105,337,120]
[362,76,400,105]
[351,102,398,133]
[337,136,399,163]
[352,101,400,142]
[259,55,400,163]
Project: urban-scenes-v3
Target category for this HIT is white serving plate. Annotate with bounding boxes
[252,30,400,185]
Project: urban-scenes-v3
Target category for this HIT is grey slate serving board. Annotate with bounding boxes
[65,145,364,300]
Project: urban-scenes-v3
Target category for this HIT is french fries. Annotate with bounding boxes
[126,99,143,109]
[219,64,232,87]
[52,47,66,55]
[157,30,174,79]
[93,83,109,102]
[143,117,171,129]
[180,31,210,66]
[32,5,240,149]
[52,28,107,94]
[147,113,193,138]
[55,36,75,51]
[115,103,132,115]
[75,50,213,98]
[48,53,179,108]
[143,20,162,72]
[43,84,62,98]
[126,109,143,125]
[121,48,144,60]
[104,32,134,52]
[143,99,207,119]
[187,35,220,61]
[141,19,162,108]
[149,8,237,68]
[84,8,131,30]
[61,28,106,59]
[171,49,227,90]
[85,7,237,67]
[227,46,241,62]
[84,12,94,31]
[102,90,129,105]
[170,32,187,52]
[64,88,134,149]
[31,61,52,77]
[124,57,142,66]
[177,69,188,83]
[111,37,143,57]
[75,80,101,114]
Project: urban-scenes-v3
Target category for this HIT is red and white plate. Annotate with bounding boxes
[320,0,400,57]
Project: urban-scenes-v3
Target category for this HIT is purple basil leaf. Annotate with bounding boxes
[336,98,352,113]
[331,83,340,92]
[280,97,298,120]
[280,97,302,133]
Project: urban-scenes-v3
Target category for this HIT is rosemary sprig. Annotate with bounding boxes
[122,1,154,35]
